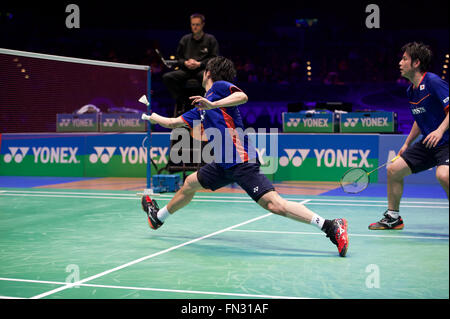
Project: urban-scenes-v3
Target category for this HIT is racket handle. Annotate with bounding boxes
[367,154,401,175]
[390,155,400,162]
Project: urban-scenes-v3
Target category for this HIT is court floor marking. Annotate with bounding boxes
[0,190,448,205]
[1,195,447,299]
[1,190,448,205]
[29,198,315,299]
[0,192,447,209]
[1,190,146,196]
[2,226,447,298]
[0,277,305,299]
[0,193,258,204]
[292,198,449,205]
[306,202,449,208]
[0,295,26,299]
[228,229,449,240]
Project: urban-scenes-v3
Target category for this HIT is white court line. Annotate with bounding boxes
[81,283,306,299]
[0,192,447,208]
[0,277,306,299]
[2,190,147,196]
[0,295,26,299]
[2,190,246,200]
[30,197,314,299]
[306,202,449,209]
[0,193,146,200]
[1,190,448,205]
[0,193,253,204]
[0,277,63,285]
[28,212,275,299]
[228,229,449,240]
[298,198,449,205]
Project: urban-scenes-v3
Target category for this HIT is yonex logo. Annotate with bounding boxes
[3,147,29,163]
[59,119,72,127]
[7,147,79,164]
[279,148,371,168]
[120,146,168,165]
[58,117,94,127]
[344,118,359,127]
[315,149,371,168]
[419,84,425,91]
[103,117,142,128]
[103,118,116,127]
[89,147,116,164]
[279,149,310,167]
[286,118,301,127]
[444,97,449,104]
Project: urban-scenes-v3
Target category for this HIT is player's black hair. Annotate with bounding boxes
[205,56,237,82]
[401,42,433,72]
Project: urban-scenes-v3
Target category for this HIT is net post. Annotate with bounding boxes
[146,67,152,190]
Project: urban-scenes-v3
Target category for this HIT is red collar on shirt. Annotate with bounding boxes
[412,72,427,89]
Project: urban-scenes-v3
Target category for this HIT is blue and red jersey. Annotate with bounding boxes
[406,72,449,146]
[180,80,257,169]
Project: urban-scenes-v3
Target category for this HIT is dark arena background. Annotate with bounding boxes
[0,0,448,312]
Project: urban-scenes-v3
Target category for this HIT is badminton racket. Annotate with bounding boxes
[340,155,400,194]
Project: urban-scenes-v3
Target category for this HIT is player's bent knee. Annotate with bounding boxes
[387,164,399,178]
[387,161,410,180]
[266,198,287,216]
[436,167,449,185]
[258,191,286,216]
[181,173,202,194]
[387,164,410,179]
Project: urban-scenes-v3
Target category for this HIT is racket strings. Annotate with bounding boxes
[340,168,369,193]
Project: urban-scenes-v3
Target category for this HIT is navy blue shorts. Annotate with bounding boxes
[401,141,449,174]
[197,161,275,202]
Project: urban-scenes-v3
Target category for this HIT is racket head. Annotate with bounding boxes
[340,168,370,194]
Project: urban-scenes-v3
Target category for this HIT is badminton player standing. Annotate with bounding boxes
[141,56,349,257]
[369,42,449,230]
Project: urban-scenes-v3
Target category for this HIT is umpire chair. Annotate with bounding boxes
[174,78,204,117]
[155,49,204,117]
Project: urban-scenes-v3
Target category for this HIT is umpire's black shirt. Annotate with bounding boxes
[176,33,219,71]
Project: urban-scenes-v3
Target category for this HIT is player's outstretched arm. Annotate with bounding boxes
[141,112,185,129]
[190,91,248,110]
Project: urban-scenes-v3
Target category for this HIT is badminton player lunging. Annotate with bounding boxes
[369,42,449,230]
[141,56,349,257]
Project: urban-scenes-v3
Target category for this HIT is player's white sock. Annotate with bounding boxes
[310,213,325,230]
[157,206,170,222]
[387,210,399,219]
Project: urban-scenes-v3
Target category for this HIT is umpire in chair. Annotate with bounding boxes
[162,13,219,117]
